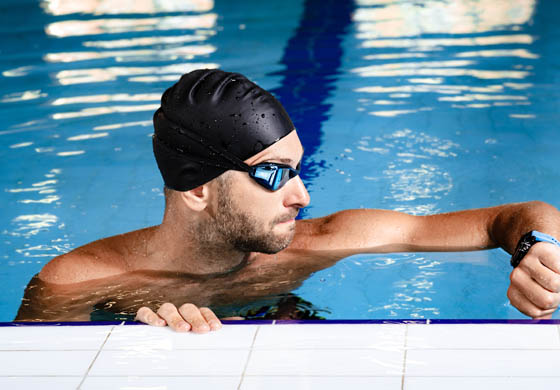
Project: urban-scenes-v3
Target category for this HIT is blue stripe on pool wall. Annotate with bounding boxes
[269,0,356,191]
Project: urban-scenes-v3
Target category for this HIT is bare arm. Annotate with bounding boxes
[299,201,560,319]
[299,201,559,254]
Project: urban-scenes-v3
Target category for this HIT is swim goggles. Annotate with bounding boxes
[248,162,301,191]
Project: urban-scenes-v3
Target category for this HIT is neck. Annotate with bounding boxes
[139,214,252,277]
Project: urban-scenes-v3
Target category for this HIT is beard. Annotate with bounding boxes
[209,179,297,254]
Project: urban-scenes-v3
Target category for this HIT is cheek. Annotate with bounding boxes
[228,173,285,218]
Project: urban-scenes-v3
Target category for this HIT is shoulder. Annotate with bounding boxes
[38,245,121,285]
[37,228,151,285]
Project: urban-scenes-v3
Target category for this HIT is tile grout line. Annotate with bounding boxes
[401,324,409,390]
[237,325,260,390]
[76,325,115,389]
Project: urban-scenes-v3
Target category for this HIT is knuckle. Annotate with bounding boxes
[537,243,554,258]
[157,302,176,315]
[199,307,218,320]
[199,307,212,314]
[550,278,560,293]
[506,286,516,301]
[526,306,544,318]
[510,268,522,285]
[542,294,559,310]
[179,303,197,312]
[135,307,150,322]
[533,292,555,311]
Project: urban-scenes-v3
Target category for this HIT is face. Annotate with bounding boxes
[211,131,310,254]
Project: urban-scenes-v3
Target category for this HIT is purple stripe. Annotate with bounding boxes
[2,319,559,327]
[0,321,142,327]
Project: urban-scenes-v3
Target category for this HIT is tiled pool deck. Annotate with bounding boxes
[1,321,559,389]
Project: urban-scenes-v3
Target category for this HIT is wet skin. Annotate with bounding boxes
[15,131,560,330]
[16,226,348,322]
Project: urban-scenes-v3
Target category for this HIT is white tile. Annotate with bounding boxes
[255,324,405,350]
[0,377,81,390]
[0,351,98,375]
[82,376,241,389]
[405,376,560,389]
[246,349,404,376]
[406,349,560,377]
[407,324,560,349]
[241,376,402,390]
[104,324,257,350]
[0,325,112,350]
[89,349,249,376]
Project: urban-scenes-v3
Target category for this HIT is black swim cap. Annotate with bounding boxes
[153,69,295,191]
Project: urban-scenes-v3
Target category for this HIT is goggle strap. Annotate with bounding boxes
[169,125,252,173]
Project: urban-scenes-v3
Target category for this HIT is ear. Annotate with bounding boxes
[179,184,211,212]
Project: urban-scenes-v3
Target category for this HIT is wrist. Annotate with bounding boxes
[510,230,560,268]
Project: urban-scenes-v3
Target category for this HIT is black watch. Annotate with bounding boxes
[510,230,560,268]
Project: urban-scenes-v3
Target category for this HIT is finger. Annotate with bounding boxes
[535,243,560,274]
[510,267,560,311]
[199,307,222,331]
[222,316,245,320]
[178,303,210,333]
[519,255,560,293]
[508,284,557,318]
[533,313,553,320]
[135,307,166,326]
[157,303,192,332]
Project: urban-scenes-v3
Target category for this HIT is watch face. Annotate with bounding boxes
[510,233,536,268]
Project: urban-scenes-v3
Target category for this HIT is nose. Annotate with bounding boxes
[283,176,310,208]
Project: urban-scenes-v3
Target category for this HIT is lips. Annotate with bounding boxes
[274,209,299,225]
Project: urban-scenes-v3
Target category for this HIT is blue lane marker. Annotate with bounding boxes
[270,0,356,187]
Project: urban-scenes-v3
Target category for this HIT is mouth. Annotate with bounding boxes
[274,210,299,225]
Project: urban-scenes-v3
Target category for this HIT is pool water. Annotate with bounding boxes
[1,0,559,321]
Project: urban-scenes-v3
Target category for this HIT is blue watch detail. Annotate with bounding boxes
[532,231,560,247]
[510,230,560,268]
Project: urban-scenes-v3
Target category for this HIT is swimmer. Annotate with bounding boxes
[16,69,560,331]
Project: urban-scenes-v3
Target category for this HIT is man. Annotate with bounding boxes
[16,69,560,332]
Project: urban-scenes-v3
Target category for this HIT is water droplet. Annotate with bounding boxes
[253,141,264,153]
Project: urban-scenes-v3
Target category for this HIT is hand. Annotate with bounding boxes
[508,242,560,319]
[135,303,222,333]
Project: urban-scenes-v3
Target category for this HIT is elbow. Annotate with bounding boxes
[526,200,557,211]
[523,200,559,217]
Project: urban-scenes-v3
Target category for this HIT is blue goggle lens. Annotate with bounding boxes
[249,163,301,191]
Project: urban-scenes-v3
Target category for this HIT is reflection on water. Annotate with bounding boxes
[1,0,222,319]
[349,0,539,221]
[41,0,214,16]
[1,0,554,320]
[52,63,218,85]
[357,129,458,215]
[352,0,537,118]
[354,0,535,36]
[45,15,217,37]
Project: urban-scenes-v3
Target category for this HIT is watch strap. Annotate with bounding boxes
[510,230,560,268]
[532,230,560,247]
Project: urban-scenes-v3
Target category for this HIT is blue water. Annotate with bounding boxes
[1,0,559,321]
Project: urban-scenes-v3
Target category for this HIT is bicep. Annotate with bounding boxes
[303,207,500,254]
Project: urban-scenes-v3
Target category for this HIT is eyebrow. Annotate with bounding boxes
[265,157,296,164]
[255,146,305,166]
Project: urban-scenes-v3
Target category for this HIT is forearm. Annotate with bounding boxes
[489,201,560,254]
